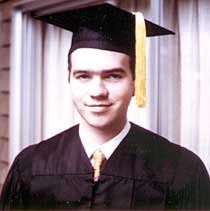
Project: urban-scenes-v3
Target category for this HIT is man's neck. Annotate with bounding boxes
[79,120,127,145]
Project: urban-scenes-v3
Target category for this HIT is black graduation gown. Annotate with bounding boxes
[0,123,210,210]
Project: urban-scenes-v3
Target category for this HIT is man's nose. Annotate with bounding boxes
[89,78,108,99]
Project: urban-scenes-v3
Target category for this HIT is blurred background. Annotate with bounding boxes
[0,0,210,194]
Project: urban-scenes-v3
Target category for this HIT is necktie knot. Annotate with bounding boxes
[93,149,105,182]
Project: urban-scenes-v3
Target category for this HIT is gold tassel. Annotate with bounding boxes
[133,12,146,107]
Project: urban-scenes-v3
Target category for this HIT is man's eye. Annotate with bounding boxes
[75,74,90,80]
[106,74,122,80]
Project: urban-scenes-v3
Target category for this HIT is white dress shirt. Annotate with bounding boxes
[79,121,131,166]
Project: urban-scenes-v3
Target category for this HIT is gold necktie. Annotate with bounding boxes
[93,149,105,182]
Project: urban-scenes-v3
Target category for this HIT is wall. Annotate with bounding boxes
[0,0,13,194]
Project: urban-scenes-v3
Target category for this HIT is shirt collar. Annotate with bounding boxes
[79,121,131,160]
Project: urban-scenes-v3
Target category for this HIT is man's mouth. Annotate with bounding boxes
[85,103,112,112]
[87,104,112,107]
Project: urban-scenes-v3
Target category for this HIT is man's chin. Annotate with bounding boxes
[82,117,114,130]
[88,121,112,129]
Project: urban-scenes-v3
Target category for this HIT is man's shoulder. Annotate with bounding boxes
[14,124,80,168]
[129,122,200,159]
[128,122,177,153]
[128,122,209,180]
[34,124,79,150]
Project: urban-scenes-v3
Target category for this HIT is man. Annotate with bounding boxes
[1,3,210,210]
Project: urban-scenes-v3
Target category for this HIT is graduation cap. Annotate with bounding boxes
[35,3,174,107]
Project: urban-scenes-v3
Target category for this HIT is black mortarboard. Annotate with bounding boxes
[35,3,174,107]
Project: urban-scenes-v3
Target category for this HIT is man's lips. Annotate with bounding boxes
[85,104,112,112]
[86,104,112,107]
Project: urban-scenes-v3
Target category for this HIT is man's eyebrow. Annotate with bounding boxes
[72,68,126,75]
[72,70,90,75]
[102,68,126,74]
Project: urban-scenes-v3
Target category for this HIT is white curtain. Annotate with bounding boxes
[178,0,210,171]
[9,13,79,163]
[121,0,181,141]
[10,0,210,172]
[120,0,210,172]
[10,12,43,162]
[41,24,79,139]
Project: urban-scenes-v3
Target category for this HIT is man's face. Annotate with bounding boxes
[69,48,134,130]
